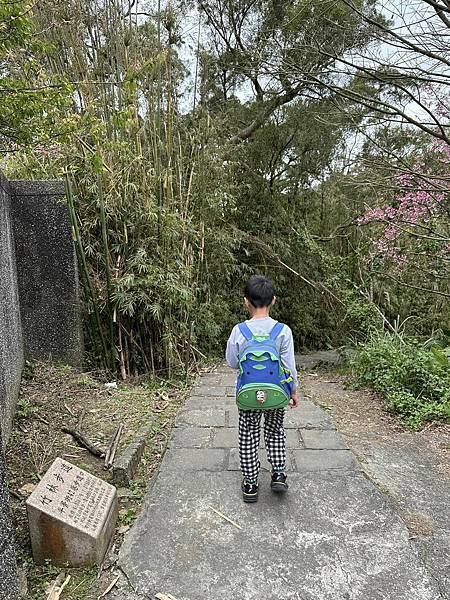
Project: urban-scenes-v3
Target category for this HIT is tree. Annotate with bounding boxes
[310,0,450,144]
[0,1,69,152]
[196,0,383,144]
[5,0,449,371]
[6,0,244,374]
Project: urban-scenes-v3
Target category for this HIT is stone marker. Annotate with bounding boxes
[26,458,118,567]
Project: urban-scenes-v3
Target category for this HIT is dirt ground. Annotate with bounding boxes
[5,360,201,599]
[302,370,450,456]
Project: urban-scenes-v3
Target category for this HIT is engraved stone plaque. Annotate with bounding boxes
[26,458,118,566]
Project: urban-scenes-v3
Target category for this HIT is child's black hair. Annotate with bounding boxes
[244,275,275,308]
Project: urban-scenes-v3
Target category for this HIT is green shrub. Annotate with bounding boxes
[350,332,450,429]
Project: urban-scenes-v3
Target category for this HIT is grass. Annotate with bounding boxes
[6,360,198,599]
[21,557,97,600]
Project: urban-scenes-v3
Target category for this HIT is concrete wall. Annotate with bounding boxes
[1,176,82,441]
[0,426,19,600]
[11,180,83,367]
[0,173,23,600]
[0,173,24,444]
[0,172,83,598]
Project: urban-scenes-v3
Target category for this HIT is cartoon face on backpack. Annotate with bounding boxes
[256,390,267,405]
[236,322,294,410]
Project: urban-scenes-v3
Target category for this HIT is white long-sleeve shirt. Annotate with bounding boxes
[225,316,298,390]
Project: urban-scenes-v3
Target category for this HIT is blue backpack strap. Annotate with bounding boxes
[269,321,284,341]
[238,322,253,341]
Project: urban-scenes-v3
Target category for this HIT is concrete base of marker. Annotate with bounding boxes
[112,425,154,488]
[26,458,118,567]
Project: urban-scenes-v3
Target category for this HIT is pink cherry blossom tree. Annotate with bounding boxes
[354,134,450,309]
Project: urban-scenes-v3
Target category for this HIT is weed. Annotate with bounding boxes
[119,507,137,525]
[22,361,37,380]
[64,567,97,599]
[16,397,37,419]
[350,331,450,429]
[75,375,94,387]
[127,481,144,502]
[23,558,61,598]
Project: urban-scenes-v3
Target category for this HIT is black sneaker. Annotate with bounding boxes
[242,480,258,503]
[271,472,288,493]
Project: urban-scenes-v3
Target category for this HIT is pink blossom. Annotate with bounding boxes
[357,137,449,271]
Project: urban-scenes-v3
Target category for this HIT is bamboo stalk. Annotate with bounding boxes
[65,175,109,369]
[97,172,116,371]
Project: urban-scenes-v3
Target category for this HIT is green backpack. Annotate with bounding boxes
[235,321,294,410]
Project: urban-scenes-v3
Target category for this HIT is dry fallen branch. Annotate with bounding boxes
[33,414,49,426]
[190,344,207,359]
[208,506,242,530]
[155,593,179,600]
[64,402,75,416]
[104,424,124,469]
[8,489,22,501]
[46,572,71,600]
[62,427,105,458]
[62,409,106,458]
[77,409,86,430]
[153,401,169,413]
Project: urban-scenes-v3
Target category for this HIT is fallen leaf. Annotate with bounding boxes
[19,483,36,496]
[118,525,130,535]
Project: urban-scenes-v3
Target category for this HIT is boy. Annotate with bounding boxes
[226,275,299,503]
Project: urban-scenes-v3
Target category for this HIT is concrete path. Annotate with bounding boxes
[117,368,444,600]
[345,432,450,598]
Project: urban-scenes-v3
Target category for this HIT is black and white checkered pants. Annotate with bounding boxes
[238,408,286,483]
